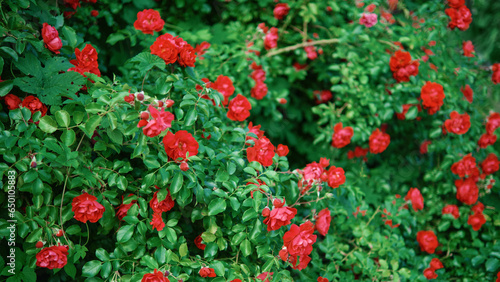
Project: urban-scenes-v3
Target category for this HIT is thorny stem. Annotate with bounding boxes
[266,38,340,57]
[366,206,381,226]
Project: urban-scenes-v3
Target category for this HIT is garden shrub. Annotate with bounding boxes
[0,0,499,281]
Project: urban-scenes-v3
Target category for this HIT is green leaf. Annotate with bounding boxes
[96,248,110,261]
[32,178,44,195]
[202,232,216,243]
[240,239,252,257]
[405,106,418,120]
[211,261,225,276]
[141,255,159,270]
[165,227,177,243]
[116,225,134,242]
[64,263,77,279]
[55,110,70,127]
[129,52,166,73]
[179,243,188,257]
[0,80,13,97]
[62,26,77,48]
[486,258,500,272]
[208,198,227,216]
[204,242,218,258]
[61,129,76,147]
[184,108,198,126]
[25,228,43,243]
[170,173,184,194]
[38,116,58,133]
[85,115,102,137]
[82,260,102,277]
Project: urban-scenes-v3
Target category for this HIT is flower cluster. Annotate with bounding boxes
[423,258,444,280]
[150,33,196,67]
[389,50,419,82]
[445,1,472,31]
[250,62,268,100]
[149,186,175,231]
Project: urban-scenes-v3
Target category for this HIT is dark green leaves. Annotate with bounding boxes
[208,198,227,216]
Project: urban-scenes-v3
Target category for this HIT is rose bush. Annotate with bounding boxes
[0,0,499,281]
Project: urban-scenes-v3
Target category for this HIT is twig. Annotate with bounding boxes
[266,38,340,57]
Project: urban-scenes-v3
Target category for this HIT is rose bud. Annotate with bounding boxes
[165,99,175,108]
[157,100,164,107]
[56,229,64,237]
[136,92,145,101]
[180,162,189,171]
[279,98,287,104]
[36,241,44,248]
[140,112,150,120]
[31,156,37,168]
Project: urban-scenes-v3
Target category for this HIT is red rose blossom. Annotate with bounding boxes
[478,133,497,148]
[389,50,419,82]
[326,166,346,189]
[140,105,175,138]
[481,153,500,175]
[420,82,445,115]
[36,245,68,269]
[317,277,329,282]
[134,9,165,35]
[194,235,206,250]
[227,94,252,121]
[21,95,48,117]
[263,198,297,231]
[264,27,279,50]
[424,268,437,280]
[405,187,424,211]
[68,44,101,77]
[277,144,289,157]
[486,112,500,134]
[273,3,290,20]
[315,208,331,236]
[149,189,174,213]
[247,136,275,167]
[71,193,105,223]
[472,202,484,214]
[150,212,165,231]
[314,90,332,104]
[468,211,486,231]
[332,122,354,148]
[492,64,500,84]
[445,6,472,31]
[455,178,478,205]
[283,221,317,257]
[256,272,273,282]
[150,33,179,65]
[199,267,216,278]
[251,80,268,100]
[369,128,390,154]
[178,44,196,67]
[162,130,199,162]
[420,140,432,154]
[141,269,169,282]
[444,111,471,135]
[460,84,473,103]
[212,75,235,106]
[442,204,460,219]
[462,40,475,57]
[430,258,444,271]
[116,194,138,221]
[451,154,479,178]
[41,23,62,54]
[416,230,439,254]
[3,94,21,110]
[246,122,265,144]
[447,0,465,8]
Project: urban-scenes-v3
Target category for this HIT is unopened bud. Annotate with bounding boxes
[157,100,164,107]
[136,92,145,101]
[165,99,174,108]
[140,112,150,120]
[180,162,189,171]
[36,241,44,248]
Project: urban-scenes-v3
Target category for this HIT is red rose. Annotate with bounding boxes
[264,27,279,50]
[444,111,471,135]
[442,204,460,219]
[116,194,138,221]
[369,128,390,154]
[230,280,242,282]
[451,154,479,178]
[445,6,472,31]
[194,235,206,250]
[319,158,329,168]
[492,63,500,84]
[251,80,268,100]
[41,23,62,54]
[150,34,179,65]
[305,45,318,60]
[283,221,317,257]
[36,245,68,269]
[256,272,273,282]
[486,112,500,134]
[68,44,101,77]
[315,208,331,236]
[478,133,497,148]
[326,166,346,189]
[423,268,437,280]
[3,94,21,110]
[150,212,165,231]
[416,230,439,254]
[21,95,48,116]
[332,122,353,148]
[299,162,324,193]
[462,41,475,57]
[460,84,473,103]
[142,269,169,282]
[212,75,235,106]
[194,41,210,59]
[199,267,216,278]
[64,0,80,10]
[178,44,196,67]
[140,105,175,138]
[134,9,165,35]
[277,144,289,157]
[420,82,445,114]
[313,90,332,104]
[250,68,267,82]
[317,277,329,282]
[481,153,500,175]
[71,193,105,223]
[430,258,444,270]
[247,136,275,167]
[227,94,252,121]
[263,199,297,231]
[91,10,99,17]
[289,254,312,270]
[420,140,432,154]
[246,122,265,144]
[405,187,424,211]
[447,0,465,8]
[472,202,484,214]
[468,211,486,231]
[162,130,199,162]
[273,3,290,20]
[149,189,174,213]
[455,178,478,205]
[389,50,419,82]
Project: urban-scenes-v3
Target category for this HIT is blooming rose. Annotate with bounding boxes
[459,84,473,104]
[298,162,324,193]
[246,122,265,144]
[41,23,62,54]
[162,130,199,162]
[305,45,318,60]
[247,136,275,167]
[451,154,479,178]
[36,245,68,269]
[150,212,165,231]
[468,211,486,231]
[318,277,329,282]
[91,10,99,17]
[462,41,475,57]
[424,268,437,280]
[178,44,196,67]
[405,187,424,211]
[359,13,378,28]
[212,75,235,106]
[3,94,21,110]
[472,202,484,214]
[492,64,500,84]
[21,95,48,116]
[68,44,101,77]
[64,0,80,9]
[313,90,332,104]
[430,258,444,271]
[277,144,289,157]
[420,82,445,114]
[369,128,390,154]
[256,272,273,282]
[447,0,465,8]
[326,166,346,189]
[289,254,312,270]
[442,204,460,219]
[227,94,252,121]
[315,208,331,236]
[116,194,138,221]
[251,80,268,100]
[389,50,419,82]
[478,133,497,148]
[194,235,206,250]
[273,3,290,20]
[142,269,169,282]
[445,6,472,31]
[348,146,369,160]
[199,267,216,278]
[194,41,210,59]
[481,153,500,175]
[264,27,278,50]
[332,122,354,148]
[455,178,478,205]
[71,193,105,223]
[283,221,317,257]
[150,34,179,65]
[444,111,471,135]
[140,105,175,138]
[486,112,500,134]
[149,189,175,213]
[134,9,165,35]
[420,140,432,154]
[263,198,297,231]
[416,230,439,254]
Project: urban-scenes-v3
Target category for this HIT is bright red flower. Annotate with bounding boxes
[263,199,297,231]
[326,166,346,189]
[293,62,308,71]
[298,162,325,193]
[71,193,104,223]
[162,130,199,162]
[420,140,432,154]
[447,0,465,8]
[389,50,419,82]
[199,267,216,278]
[250,67,266,82]
[472,202,484,214]
[493,64,500,84]
[420,82,445,114]
[41,23,62,54]
[444,111,471,135]
[445,6,472,31]
[194,41,210,59]
[251,80,268,100]
[149,189,174,213]
[369,128,390,154]
[430,258,444,271]
[116,194,138,221]
[486,112,500,134]
[227,94,252,121]
[212,75,235,106]
[64,0,80,10]
[423,268,437,280]
[36,245,69,269]
[277,144,289,157]
[3,94,21,110]
[461,85,473,103]
[273,3,290,20]
[178,44,196,67]
[455,178,478,205]
[478,133,497,148]
[481,153,500,175]
[230,280,242,282]
[332,122,353,148]
[289,254,312,270]
[442,204,460,219]
[451,154,479,178]
[283,221,317,257]
[142,269,169,282]
[348,146,369,160]
[315,208,331,236]
[256,272,273,282]
[264,27,279,50]
[305,45,318,60]
[246,122,265,144]
[140,105,175,137]
[468,211,486,231]
[317,277,329,282]
[134,9,165,35]
[68,44,101,77]
[359,13,378,28]
[462,41,475,57]
[150,33,179,65]
[247,136,275,167]
[150,212,165,231]
[314,90,332,104]
[91,10,99,17]
[416,230,439,254]
[21,95,48,117]
[194,235,206,250]
[405,188,424,211]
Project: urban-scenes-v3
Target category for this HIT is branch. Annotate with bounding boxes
[265,38,340,57]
